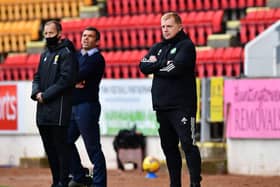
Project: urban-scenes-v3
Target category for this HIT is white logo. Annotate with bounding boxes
[170,48,176,54]
[157,49,162,56]
[181,117,188,125]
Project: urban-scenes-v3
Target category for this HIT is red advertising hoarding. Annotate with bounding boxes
[0,85,17,130]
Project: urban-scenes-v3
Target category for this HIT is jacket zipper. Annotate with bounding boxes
[59,96,63,126]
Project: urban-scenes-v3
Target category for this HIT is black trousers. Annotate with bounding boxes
[38,126,71,187]
[156,109,202,187]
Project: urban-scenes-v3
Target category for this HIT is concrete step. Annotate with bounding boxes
[20,157,49,168]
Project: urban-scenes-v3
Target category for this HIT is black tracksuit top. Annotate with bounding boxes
[139,30,197,115]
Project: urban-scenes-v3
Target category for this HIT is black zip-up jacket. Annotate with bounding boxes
[139,30,197,115]
[72,49,105,105]
[31,39,79,126]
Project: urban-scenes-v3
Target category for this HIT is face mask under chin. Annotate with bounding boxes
[46,35,60,46]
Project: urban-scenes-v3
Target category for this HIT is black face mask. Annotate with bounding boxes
[46,35,59,46]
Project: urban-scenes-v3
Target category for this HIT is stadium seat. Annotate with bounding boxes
[170,0,178,11]
[212,0,220,9]
[187,0,195,10]
[204,49,215,77]
[113,30,122,49]
[3,53,28,80]
[212,10,224,33]
[146,0,153,13]
[154,0,161,13]
[137,0,145,14]
[105,30,114,49]
[106,0,113,15]
[196,50,206,78]
[214,48,225,76]
[178,0,186,11]
[195,0,203,10]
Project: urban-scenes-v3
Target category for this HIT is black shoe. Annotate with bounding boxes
[68,180,86,187]
[68,176,92,187]
[190,183,201,187]
[51,182,68,187]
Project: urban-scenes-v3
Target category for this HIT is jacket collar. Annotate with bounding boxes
[162,30,188,44]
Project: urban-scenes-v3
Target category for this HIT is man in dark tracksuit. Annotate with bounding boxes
[139,12,202,187]
[68,27,107,187]
[31,20,78,187]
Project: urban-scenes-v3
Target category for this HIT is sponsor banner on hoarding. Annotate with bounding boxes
[224,79,280,139]
[0,85,17,130]
[99,79,158,136]
[210,77,224,122]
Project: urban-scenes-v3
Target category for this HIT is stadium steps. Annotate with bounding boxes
[20,157,49,168]
[207,33,239,48]
[26,41,45,54]
[267,0,280,7]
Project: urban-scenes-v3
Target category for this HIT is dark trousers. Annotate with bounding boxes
[68,102,107,187]
[156,109,202,187]
[38,126,70,187]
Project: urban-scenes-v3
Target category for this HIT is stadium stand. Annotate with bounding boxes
[0,0,93,21]
[0,0,278,81]
[240,8,280,43]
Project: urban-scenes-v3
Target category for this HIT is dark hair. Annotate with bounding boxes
[84,26,100,41]
[45,20,62,33]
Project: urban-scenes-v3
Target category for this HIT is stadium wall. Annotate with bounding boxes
[0,81,165,169]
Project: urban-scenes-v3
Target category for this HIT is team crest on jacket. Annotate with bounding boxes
[170,48,176,54]
[53,55,59,64]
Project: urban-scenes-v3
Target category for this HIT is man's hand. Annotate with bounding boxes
[36,92,43,103]
[75,80,85,88]
[149,55,157,63]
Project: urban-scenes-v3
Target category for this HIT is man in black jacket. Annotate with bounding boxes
[31,20,78,187]
[68,27,107,187]
[139,12,202,187]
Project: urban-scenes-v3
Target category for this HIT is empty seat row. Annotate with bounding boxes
[240,8,280,43]
[62,11,223,31]
[62,11,224,48]
[0,20,40,53]
[0,53,40,81]
[0,47,243,81]
[196,47,244,77]
[0,0,89,21]
[106,0,266,16]
[96,49,147,79]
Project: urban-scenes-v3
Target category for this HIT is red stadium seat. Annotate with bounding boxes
[154,0,161,13]
[122,0,129,15]
[212,10,224,33]
[146,0,153,13]
[196,50,206,78]
[187,0,195,10]
[106,0,113,15]
[204,49,215,77]
[212,0,220,9]
[129,29,138,48]
[178,0,187,11]
[105,30,114,49]
[229,0,237,9]
[195,0,203,10]
[214,48,225,76]
[137,0,145,14]
[113,30,122,49]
